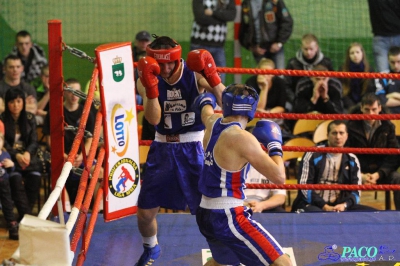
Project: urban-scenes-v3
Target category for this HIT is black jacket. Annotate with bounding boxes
[239,0,293,50]
[346,117,399,181]
[0,112,38,162]
[286,49,334,93]
[292,151,361,211]
[293,77,344,114]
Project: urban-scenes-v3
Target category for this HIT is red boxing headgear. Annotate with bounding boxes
[146,36,182,77]
[146,45,181,64]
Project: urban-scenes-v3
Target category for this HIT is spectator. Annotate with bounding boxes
[293,64,344,115]
[292,120,376,212]
[374,46,400,114]
[239,0,293,69]
[339,42,376,113]
[367,0,400,73]
[133,30,151,63]
[133,31,152,139]
[286,33,334,94]
[190,0,236,83]
[133,31,150,105]
[134,36,224,266]
[3,30,47,83]
[32,64,50,125]
[0,55,37,115]
[0,132,30,240]
[245,58,287,115]
[245,58,288,130]
[245,165,287,213]
[193,84,291,266]
[346,93,400,210]
[0,88,41,211]
[43,78,96,206]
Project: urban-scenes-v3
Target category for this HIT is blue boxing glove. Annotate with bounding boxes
[191,92,216,115]
[252,120,283,157]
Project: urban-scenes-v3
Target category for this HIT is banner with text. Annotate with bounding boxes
[96,42,140,222]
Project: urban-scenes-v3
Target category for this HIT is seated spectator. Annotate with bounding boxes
[1,88,41,211]
[245,58,287,115]
[43,78,97,207]
[293,64,344,115]
[292,120,376,212]
[32,64,50,125]
[0,132,30,240]
[286,33,334,96]
[346,93,400,210]
[0,55,37,115]
[3,30,47,83]
[245,165,286,213]
[375,46,400,114]
[339,42,375,113]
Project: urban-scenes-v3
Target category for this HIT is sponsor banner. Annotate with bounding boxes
[95,42,139,221]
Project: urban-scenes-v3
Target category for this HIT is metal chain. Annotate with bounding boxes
[64,86,101,107]
[62,43,96,63]
[64,125,93,138]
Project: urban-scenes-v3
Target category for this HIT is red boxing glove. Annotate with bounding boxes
[138,56,160,99]
[187,49,221,87]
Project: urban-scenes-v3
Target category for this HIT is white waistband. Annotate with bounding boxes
[200,195,244,209]
[155,131,204,143]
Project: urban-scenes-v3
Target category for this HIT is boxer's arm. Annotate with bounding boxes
[192,92,217,125]
[137,79,161,125]
[196,73,224,107]
[137,56,162,125]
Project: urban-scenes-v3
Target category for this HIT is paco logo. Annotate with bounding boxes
[111,104,135,157]
[318,244,397,263]
[341,245,396,262]
[317,245,341,262]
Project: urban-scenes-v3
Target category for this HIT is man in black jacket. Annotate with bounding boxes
[293,64,344,115]
[292,120,376,212]
[239,0,293,69]
[286,33,334,95]
[346,93,400,210]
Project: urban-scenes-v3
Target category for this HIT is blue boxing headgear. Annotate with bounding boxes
[222,84,259,121]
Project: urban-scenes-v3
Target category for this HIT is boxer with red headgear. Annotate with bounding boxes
[135,36,225,266]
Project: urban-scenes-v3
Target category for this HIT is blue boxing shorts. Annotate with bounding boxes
[138,137,203,214]
[196,204,285,265]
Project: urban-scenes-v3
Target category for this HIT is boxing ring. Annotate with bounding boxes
[80,212,400,265]
[6,19,400,266]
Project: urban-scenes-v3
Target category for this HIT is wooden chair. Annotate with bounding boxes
[137,110,145,126]
[282,137,315,206]
[292,119,322,139]
[312,120,333,145]
[139,145,150,165]
[391,119,400,136]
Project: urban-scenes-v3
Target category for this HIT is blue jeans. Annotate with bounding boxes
[253,47,285,70]
[190,43,226,84]
[373,35,400,72]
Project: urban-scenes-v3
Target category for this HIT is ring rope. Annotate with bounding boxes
[138,140,400,154]
[217,67,400,80]
[246,183,400,191]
